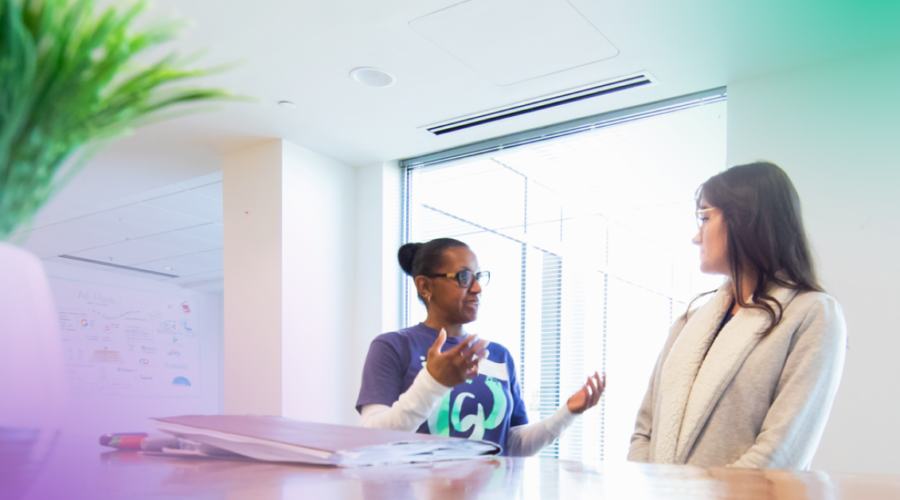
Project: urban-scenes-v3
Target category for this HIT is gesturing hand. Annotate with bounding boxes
[566,372,605,415]
[426,329,490,388]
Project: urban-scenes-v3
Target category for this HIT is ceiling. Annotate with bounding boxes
[15,0,900,292]
[93,0,900,166]
[41,0,900,214]
[13,174,225,292]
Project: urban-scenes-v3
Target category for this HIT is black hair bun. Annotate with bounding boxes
[398,243,422,276]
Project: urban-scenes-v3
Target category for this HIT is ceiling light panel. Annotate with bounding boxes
[409,0,619,85]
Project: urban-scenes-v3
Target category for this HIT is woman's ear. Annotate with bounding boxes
[414,275,432,303]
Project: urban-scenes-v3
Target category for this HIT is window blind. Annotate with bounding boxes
[403,90,727,465]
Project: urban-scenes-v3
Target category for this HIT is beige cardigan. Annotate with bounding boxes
[627,283,846,469]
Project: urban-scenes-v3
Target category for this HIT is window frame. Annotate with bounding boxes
[398,87,727,460]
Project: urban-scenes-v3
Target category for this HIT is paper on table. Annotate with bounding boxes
[153,415,500,467]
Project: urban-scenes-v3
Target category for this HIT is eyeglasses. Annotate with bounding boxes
[428,270,491,288]
[696,207,716,229]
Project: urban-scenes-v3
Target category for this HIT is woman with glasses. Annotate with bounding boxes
[628,162,846,470]
[356,237,604,455]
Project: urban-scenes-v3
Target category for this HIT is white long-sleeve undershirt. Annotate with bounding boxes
[360,368,577,457]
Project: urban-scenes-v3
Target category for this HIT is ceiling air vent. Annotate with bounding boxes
[426,72,657,136]
[59,254,179,278]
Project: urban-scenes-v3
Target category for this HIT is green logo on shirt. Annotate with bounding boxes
[427,376,507,440]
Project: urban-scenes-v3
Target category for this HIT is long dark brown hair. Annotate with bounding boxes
[686,161,822,332]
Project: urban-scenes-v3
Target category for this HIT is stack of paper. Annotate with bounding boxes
[153,415,500,467]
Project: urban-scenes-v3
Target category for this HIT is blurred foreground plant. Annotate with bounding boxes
[0,0,233,239]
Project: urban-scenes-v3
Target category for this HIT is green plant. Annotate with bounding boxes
[0,0,233,240]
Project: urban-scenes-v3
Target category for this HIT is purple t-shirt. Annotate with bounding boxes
[356,323,529,455]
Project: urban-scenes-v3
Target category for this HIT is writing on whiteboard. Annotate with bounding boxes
[52,278,201,398]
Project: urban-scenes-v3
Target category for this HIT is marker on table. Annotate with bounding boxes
[99,432,148,450]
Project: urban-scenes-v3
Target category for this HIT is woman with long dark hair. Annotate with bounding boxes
[357,238,604,455]
[628,162,846,469]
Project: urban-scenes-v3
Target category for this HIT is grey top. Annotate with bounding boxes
[628,282,847,469]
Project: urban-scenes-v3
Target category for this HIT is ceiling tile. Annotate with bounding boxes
[178,249,225,269]
[19,223,123,258]
[44,255,111,271]
[190,183,223,201]
[136,249,223,276]
[139,231,222,254]
[69,214,148,240]
[171,223,224,243]
[409,0,618,85]
[45,255,177,280]
[135,259,206,277]
[142,191,223,222]
[94,204,210,235]
[22,173,226,277]
[69,239,189,266]
[98,266,177,280]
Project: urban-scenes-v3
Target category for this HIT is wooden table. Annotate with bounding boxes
[6,434,900,499]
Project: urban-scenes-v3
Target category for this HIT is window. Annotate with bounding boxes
[402,90,726,465]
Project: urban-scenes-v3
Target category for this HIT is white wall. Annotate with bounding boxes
[223,139,363,425]
[727,45,900,474]
[43,261,224,437]
[223,140,284,416]
[281,141,357,425]
[350,162,404,422]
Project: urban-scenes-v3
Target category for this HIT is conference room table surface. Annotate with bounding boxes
[8,434,900,500]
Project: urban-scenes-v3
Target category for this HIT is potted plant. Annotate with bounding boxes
[0,0,232,437]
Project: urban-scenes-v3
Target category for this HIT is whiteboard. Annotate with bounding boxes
[52,277,202,398]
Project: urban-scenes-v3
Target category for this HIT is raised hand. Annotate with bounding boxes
[566,372,605,414]
[426,329,490,388]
